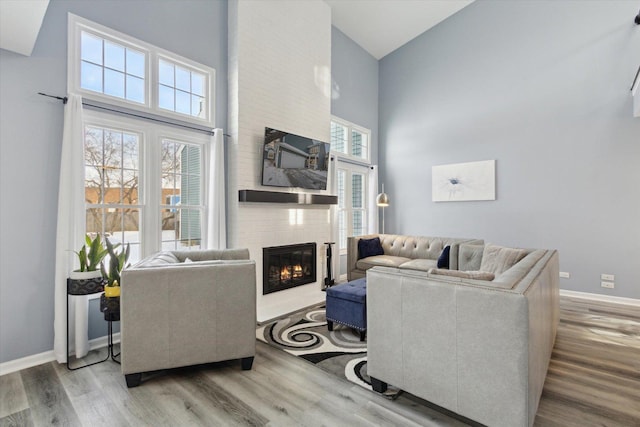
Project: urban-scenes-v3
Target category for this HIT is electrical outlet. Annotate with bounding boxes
[559,272,570,279]
[601,274,615,281]
[601,281,615,289]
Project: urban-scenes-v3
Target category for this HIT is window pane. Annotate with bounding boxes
[104,41,125,72]
[104,69,125,98]
[104,170,122,204]
[158,59,174,86]
[84,127,103,166]
[104,130,123,169]
[81,32,102,65]
[352,173,363,209]
[352,210,365,237]
[185,145,201,175]
[180,208,202,247]
[192,73,204,96]
[122,133,138,169]
[86,208,104,235]
[104,208,123,236]
[330,122,348,154]
[338,210,346,249]
[126,49,145,77]
[158,85,175,111]
[81,61,103,93]
[337,170,345,208]
[352,130,368,159]
[126,75,144,103]
[175,90,190,115]
[161,207,179,240]
[175,66,190,92]
[122,170,139,204]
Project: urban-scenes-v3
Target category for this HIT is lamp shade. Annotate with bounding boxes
[377,183,389,206]
[376,191,389,207]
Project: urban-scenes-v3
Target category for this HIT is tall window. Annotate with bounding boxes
[161,139,204,250]
[331,117,371,252]
[71,15,215,263]
[83,112,208,263]
[337,167,368,250]
[69,14,215,126]
[84,124,142,261]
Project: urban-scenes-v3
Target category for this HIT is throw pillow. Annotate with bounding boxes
[437,245,451,269]
[428,268,495,281]
[358,237,384,259]
[479,244,526,275]
[142,251,180,266]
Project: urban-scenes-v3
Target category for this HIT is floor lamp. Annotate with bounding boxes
[376,184,389,234]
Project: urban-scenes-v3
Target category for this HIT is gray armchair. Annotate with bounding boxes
[119,249,256,387]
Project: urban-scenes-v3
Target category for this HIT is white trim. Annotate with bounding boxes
[0,333,120,377]
[560,289,640,307]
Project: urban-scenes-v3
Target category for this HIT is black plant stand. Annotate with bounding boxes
[66,279,120,370]
[99,293,121,365]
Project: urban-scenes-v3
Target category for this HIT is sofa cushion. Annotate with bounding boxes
[356,255,409,270]
[399,259,438,272]
[437,246,451,269]
[136,251,180,267]
[480,244,527,275]
[358,237,384,259]
[428,268,495,281]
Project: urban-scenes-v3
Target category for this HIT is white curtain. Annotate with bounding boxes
[368,165,379,234]
[206,128,226,249]
[53,94,88,363]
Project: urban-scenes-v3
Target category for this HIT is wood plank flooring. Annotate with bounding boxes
[1,295,638,427]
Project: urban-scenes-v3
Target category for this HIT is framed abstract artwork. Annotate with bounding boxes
[432,160,496,202]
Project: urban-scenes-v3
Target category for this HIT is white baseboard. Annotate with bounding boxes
[0,333,120,377]
[560,289,640,307]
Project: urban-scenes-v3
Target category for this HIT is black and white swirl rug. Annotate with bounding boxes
[256,305,398,397]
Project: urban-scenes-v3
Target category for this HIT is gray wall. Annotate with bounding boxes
[379,1,640,298]
[330,26,379,277]
[0,0,227,363]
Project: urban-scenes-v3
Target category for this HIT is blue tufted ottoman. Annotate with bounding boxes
[326,277,367,341]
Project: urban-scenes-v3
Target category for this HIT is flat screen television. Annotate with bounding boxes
[262,127,330,190]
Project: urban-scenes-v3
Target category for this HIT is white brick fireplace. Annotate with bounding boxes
[228,0,333,322]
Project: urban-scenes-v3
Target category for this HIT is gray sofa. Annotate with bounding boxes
[366,243,560,427]
[120,249,256,387]
[347,234,484,281]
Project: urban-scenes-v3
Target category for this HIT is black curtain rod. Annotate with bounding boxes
[37,92,230,138]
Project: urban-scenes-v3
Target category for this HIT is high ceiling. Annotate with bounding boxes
[0,0,475,59]
[325,0,475,59]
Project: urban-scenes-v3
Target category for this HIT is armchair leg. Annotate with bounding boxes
[327,320,333,331]
[241,356,254,370]
[359,330,366,341]
[125,373,142,388]
[370,376,388,393]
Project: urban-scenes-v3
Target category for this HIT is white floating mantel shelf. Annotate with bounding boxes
[238,189,337,205]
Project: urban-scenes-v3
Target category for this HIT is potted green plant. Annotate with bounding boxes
[100,237,131,298]
[68,234,108,295]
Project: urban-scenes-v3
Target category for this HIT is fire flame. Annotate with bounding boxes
[281,264,303,281]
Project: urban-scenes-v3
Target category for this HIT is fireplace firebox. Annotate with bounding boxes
[263,243,316,294]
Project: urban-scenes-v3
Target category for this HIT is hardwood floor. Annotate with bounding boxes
[1,296,638,427]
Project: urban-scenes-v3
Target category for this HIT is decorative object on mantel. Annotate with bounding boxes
[239,189,337,205]
[100,237,130,298]
[432,160,496,202]
[376,184,389,234]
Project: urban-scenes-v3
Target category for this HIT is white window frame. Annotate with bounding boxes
[83,110,210,263]
[68,13,215,127]
[331,116,372,255]
[330,116,371,163]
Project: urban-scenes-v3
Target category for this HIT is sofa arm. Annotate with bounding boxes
[120,260,256,375]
